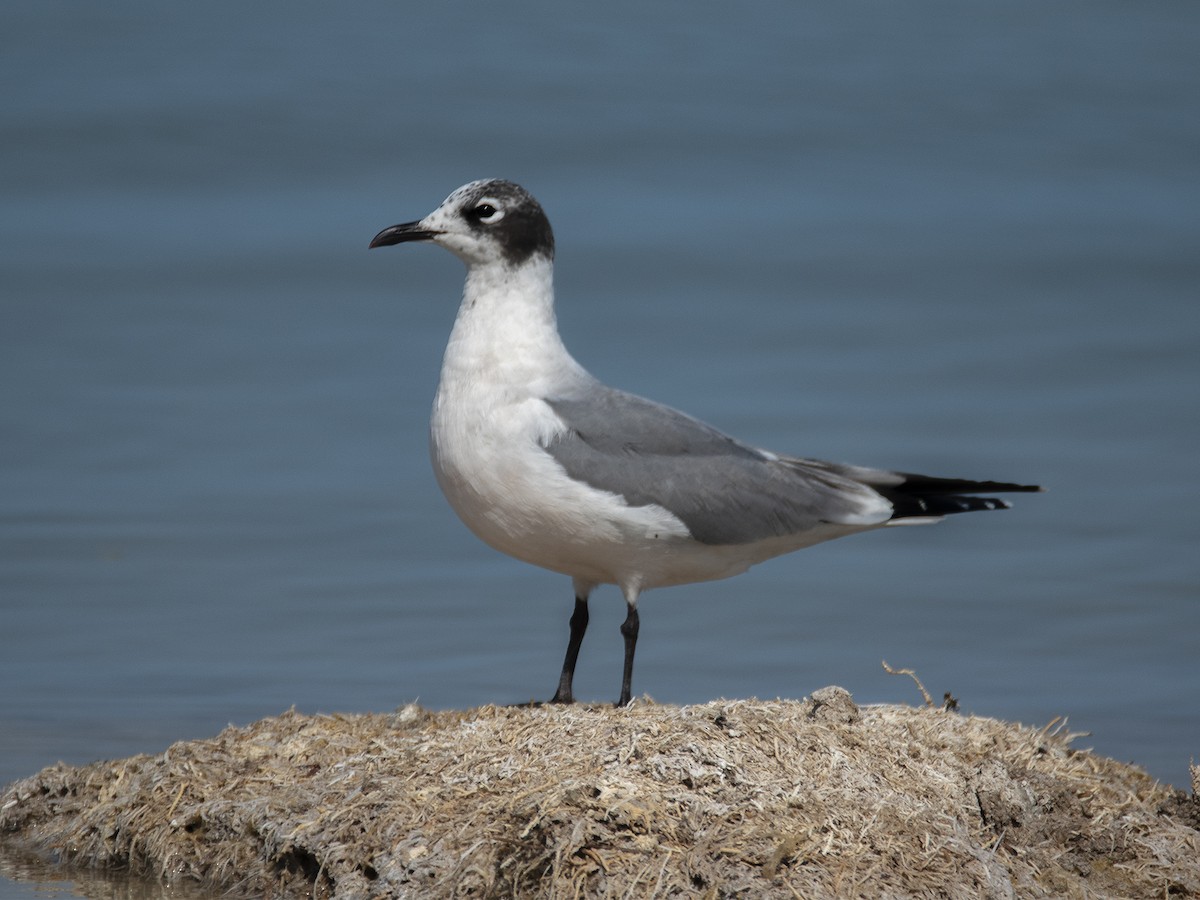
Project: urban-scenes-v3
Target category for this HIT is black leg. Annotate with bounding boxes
[550,596,589,704]
[617,604,639,707]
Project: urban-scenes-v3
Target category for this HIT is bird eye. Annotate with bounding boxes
[471,199,504,223]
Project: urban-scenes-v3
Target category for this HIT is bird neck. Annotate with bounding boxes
[441,255,586,394]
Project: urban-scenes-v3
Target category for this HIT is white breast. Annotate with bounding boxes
[427,257,694,587]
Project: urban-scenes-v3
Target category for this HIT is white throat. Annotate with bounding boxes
[438,254,588,400]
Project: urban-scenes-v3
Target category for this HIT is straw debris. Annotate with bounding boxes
[2,691,1197,899]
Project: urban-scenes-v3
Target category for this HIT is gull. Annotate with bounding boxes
[370,179,1041,707]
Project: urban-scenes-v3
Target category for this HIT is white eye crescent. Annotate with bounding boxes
[472,198,505,223]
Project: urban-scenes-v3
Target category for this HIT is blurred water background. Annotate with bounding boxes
[2,2,1198,895]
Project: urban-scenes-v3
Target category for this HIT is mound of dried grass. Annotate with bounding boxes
[3,690,1198,899]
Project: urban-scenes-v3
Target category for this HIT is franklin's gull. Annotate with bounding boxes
[370,179,1041,707]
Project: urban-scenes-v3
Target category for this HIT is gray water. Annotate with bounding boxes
[3,2,1198,896]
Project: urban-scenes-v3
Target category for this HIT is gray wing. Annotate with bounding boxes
[541,386,889,545]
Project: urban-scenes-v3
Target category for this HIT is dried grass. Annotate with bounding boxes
[2,690,1198,899]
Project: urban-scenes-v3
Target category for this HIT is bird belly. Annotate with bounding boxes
[430,394,871,590]
[430,425,689,587]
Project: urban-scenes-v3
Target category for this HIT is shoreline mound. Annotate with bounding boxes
[2,690,1198,899]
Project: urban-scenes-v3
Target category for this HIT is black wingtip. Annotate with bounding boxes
[895,473,1044,495]
[880,473,1044,520]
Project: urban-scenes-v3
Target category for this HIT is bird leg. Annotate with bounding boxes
[617,603,640,707]
[550,596,589,703]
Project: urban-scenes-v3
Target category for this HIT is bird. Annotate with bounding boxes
[369,178,1041,707]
